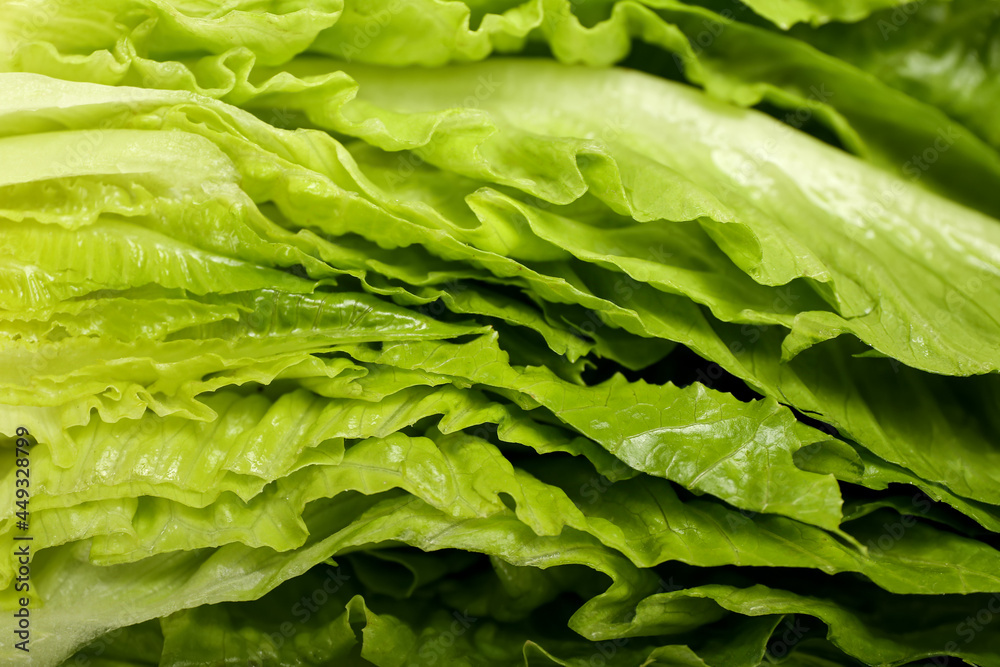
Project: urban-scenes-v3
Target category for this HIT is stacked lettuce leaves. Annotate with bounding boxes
[2,0,1000,664]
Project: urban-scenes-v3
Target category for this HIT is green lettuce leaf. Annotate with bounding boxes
[790,0,1000,149]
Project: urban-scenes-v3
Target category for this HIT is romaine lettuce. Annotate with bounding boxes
[2,2,999,666]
